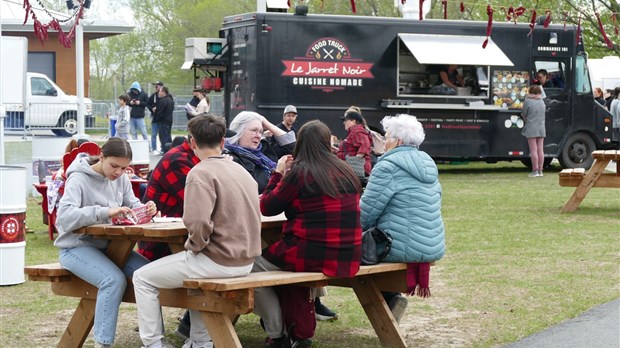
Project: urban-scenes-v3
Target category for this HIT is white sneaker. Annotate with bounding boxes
[152,150,162,156]
[182,339,214,348]
[528,171,538,178]
[141,339,175,348]
[537,170,544,177]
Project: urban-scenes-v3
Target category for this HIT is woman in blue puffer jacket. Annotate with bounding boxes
[360,113,445,323]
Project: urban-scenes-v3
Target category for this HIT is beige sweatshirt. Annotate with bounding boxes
[183,156,261,267]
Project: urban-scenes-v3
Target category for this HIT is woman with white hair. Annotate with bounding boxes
[359,114,445,324]
[224,111,296,193]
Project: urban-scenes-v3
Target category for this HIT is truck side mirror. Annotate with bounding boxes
[46,87,58,96]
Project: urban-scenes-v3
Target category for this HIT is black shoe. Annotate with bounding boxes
[291,339,313,348]
[175,318,190,340]
[265,336,291,348]
[314,297,338,321]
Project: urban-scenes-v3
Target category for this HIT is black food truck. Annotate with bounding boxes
[182,9,618,169]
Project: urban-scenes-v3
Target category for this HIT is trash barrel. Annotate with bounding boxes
[0,166,27,286]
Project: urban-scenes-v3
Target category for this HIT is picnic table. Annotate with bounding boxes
[559,150,620,213]
[25,214,412,347]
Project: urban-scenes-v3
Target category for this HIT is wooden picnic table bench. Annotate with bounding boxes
[559,150,620,213]
[24,216,418,348]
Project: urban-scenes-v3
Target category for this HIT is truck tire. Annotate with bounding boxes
[52,113,78,137]
[558,132,596,169]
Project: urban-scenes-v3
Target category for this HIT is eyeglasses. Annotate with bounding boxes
[247,128,263,135]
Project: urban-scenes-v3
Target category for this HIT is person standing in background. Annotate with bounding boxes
[594,87,606,106]
[115,94,131,140]
[521,85,546,177]
[147,81,164,155]
[609,87,620,141]
[128,81,150,141]
[277,105,298,133]
[186,89,210,119]
[154,86,174,154]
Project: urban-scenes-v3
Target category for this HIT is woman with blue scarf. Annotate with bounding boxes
[225,111,296,193]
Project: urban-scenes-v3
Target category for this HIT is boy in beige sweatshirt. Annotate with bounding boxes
[133,115,261,348]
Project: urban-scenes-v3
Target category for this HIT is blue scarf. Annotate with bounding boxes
[225,141,276,174]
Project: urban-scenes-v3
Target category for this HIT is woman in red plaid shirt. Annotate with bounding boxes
[252,120,363,348]
[336,111,373,176]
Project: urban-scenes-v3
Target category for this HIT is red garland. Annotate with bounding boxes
[460,2,464,13]
[419,0,425,20]
[22,0,83,48]
[595,12,614,49]
[350,0,356,13]
[442,0,448,20]
[576,12,581,45]
[612,13,619,36]
[543,10,552,28]
[528,10,537,37]
[482,5,493,49]
[402,0,407,4]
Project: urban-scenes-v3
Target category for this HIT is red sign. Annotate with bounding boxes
[281,38,374,92]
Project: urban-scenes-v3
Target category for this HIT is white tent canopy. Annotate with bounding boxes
[588,56,620,91]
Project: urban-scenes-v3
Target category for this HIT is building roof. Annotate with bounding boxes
[1,0,134,39]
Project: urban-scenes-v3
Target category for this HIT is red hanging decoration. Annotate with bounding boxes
[350,0,356,14]
[543,10,552,28]
[21,0,83,48]
[402,0,407,4]
[287,0,290,7]
[612,13,619,36]
[419,0,425,20]
[528,10,537,37]
[595,12,614,49]
[576,12,581,45]
[442,0,448,20]
[482,5,493,49]
[460,2,464,13]
[320,0,324,12]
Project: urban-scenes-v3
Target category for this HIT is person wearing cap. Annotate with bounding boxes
[187,89,210,119]
[277,105,298,133]
[337,111,373,176]
[147,81,164,155]
[128,81,150,142]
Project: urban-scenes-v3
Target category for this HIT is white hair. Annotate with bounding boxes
[226,111,263,145]
[380,114,425,147]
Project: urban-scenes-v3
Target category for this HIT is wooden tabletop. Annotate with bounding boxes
[592,150,620,161]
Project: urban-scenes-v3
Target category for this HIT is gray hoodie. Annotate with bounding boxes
[54,153,142,249]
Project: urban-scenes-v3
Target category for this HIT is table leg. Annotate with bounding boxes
[350,276,407,348]
[561,159,610,213]
[105,239,135,265]
[57,298,96,348]
[200,311,242,348]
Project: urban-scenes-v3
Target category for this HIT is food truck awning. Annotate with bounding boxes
[398,33,514,67]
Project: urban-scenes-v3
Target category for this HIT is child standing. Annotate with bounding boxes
[115,94,131,139]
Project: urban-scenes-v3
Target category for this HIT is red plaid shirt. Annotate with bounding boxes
[260,172,362,277]
[137,141,200,260]
[337,124,373,175]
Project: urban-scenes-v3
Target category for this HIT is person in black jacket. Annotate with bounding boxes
[224,111,295,193]
[146,81,164,154]
[153,86,174,154]
[127,81,150,141]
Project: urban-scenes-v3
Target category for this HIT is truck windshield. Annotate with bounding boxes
[574,55,591,94]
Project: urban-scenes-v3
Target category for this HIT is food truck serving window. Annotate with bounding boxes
[398,34,514,66]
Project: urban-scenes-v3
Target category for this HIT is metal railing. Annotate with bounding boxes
[2,94,225,137]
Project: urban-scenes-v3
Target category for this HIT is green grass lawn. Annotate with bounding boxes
[1,161,618,347]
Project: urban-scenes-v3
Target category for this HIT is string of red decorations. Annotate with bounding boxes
[22,0,84,48]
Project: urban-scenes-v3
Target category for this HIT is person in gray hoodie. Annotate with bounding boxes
[54,138,158,348]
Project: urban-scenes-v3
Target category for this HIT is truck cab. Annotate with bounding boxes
[26,72,94,137]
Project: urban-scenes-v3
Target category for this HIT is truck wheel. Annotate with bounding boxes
[558,132,596,169]
[520,157,553,170]
[52,113,78,137]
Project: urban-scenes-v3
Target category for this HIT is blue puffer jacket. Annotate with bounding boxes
[360,145,445,263]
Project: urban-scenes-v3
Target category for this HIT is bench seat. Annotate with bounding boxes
[558,168,619,188]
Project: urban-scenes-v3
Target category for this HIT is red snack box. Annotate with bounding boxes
[111,205,152,225]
